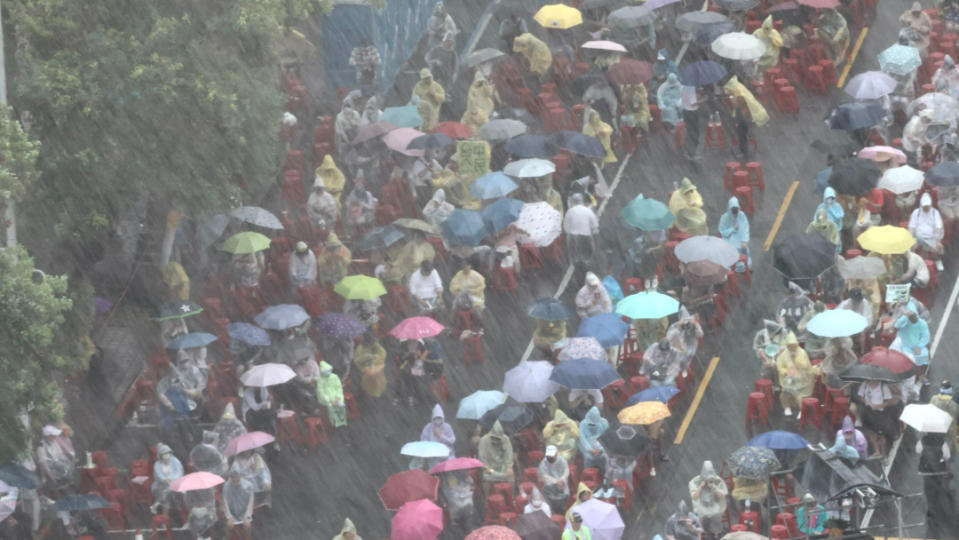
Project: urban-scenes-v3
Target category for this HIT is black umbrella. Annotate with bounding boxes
[773,232,836,280]
[480,399,535,435]
[926,161,959,187]
[153,300,203,321]
[810,132,860,157]
[713,0,760,10]
[682,61,728,87]
[515,511,563,540]
[826,102,885,130]
[407,132,454,150]
[840,363,902,383]
[0,464,39,489]
[548,130,606,158]
[54,494,111,512]
[694,21,736,44]
[598,422,652,457]
[528,298,574,321]
[506,134,559,159]
[359,225,405,252]
[829,158,879,197]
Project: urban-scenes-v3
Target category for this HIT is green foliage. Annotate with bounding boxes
[0,104,40,204]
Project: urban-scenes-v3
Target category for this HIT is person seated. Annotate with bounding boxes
[409,260,444,313]
[908,192,944,271]
[575,272,613,319]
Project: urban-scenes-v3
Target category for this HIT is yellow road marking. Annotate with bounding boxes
[837,27,870,88]
[763,181,799,251]
[673,356,719,445]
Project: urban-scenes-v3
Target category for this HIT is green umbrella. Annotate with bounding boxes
[221,231,271,254]
[615,291,680,319]
[621,195,674,230]
[334,275,388,300]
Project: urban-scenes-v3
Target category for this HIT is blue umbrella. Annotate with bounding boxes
[482,197,524,232]
[380,105,422,128]
[506,134,558,159]
[0,464,38,488]
[457,390,507,420]
[747,430,809,450]
[577,313,629,348]
[620,195,674,231]
[400,441,450,458]
[682,61,727,87]
[806,309,869,338]
[314,313,366,339]
[255,304,310,330]
[548,131,606,158]
[878,44,922,76]
[440,209,489,246]
[470,172,519,200]
[549,358,622,390]
[528,298,574,321]
[615,291,680,320]
[226,322,271,347]
[826,102,885,130]
[54,494,111,512]
[360,225,405,252]
[625,385,680,406]
[166,332,218,350]
[694,21,735,45]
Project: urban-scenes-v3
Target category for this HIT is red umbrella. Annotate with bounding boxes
[377,470,439,511]
[861,346,916,376]
[683,259,728,286]
[389,316,445,340]
[429,457,485,475]
[797,0,839,7]
[391,499,443,540]
[465,525,522,540]
[606,59,654,85]
[434,121,474,140]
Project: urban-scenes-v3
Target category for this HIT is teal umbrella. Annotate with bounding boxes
[620,195,674,230]
[441,209,489,246]
[806,309,869,338]
[381,105,423,128]
[456,390,507,420]
[878,44,921,76]
[615,291,680,319]
[470,171,519,200]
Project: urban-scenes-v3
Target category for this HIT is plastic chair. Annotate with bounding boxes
[492,264,519,292]
[818,59,837,86]
[344,392,361,420]
[581,468,601,490]
[827,396,851,430]
[524,467,539,484]
[724,162,742,193]
[739,510,761,533]
[735,186,755,218]
[770,524,790,539]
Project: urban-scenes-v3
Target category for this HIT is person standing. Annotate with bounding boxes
[681,84,701,159]
[688,461,727,537]
[892,310,930,385]
[563,512,592,540]
[775,332,817,417]
[578,406,609,477]
[288,241,317,290]
[411,69,446,131]
[718,196,751,270]
[221,466,254,540]
[564,194,600,271]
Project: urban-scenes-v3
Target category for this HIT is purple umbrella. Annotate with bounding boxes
[314,313,366,339]
[568,498,625,540]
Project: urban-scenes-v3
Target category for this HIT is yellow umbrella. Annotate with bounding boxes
[534,4,583,29]
[617,401,671,425]
[856,225,915,254]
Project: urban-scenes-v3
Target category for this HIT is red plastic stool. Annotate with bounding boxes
[750,79,769,105]
[738,254,752,283]
[735,186,755,217]
[782,57,801,84]
[806,65,827,94]
[492,264,519,292]
[730,524,749,532]
[755,379,775,409]
[648,104,663,131]
[498,512,518,526]
[746,162,765,191]
[276,413,304,448]
[828,396,851,430]
[770,524,789,539]
[746,392,770,431]
[799,397,821,428]
[921,83,936,95]
[776,512,799,537]
[524,467,539,484]
[303,417,329,449]
[151,514,174,540]
[732,169,750,190]
[778,86,799,115]
[485,494,506,524]
[519,481,536,496]
[514,494,529,513]
[674,121,687,148]
[764,67,783,90]
[823,387,843,416]
[845,248,862,258]
[726,270,742,297]
[725,162,742,192]
[344,392,361,420]
[706,122,727,149]
[819,59,837,86]
[739,510,761,532]
[527,449,545,466]
[494,482,514,509]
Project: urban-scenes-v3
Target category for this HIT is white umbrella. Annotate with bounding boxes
[877,165,924,194]
[517,202,562,247]
[383,127,426,157]
[230,207,284,230]
[504,158,556,178]
[240,362,297,387]
[477,119,528,142]
[581,40,628,53]
[711,32,766,61]
[503,361,560,403]
[900,403,953,433]
[400,441,451,458]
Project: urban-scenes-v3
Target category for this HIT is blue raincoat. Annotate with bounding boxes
[578,406,609,473]
[816,187,845,232]
[718,196,751,269]
[894,314,930,366]
[657,73,683,127]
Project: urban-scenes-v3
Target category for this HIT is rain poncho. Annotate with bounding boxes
[524,486,552,516]
[184,487,216,537]
[668,178,704,216]
[902,110,933,156]
[423,189,455,226]
[288,249,317,289]
[892,314,930,365]
[534,320,567,352]
[664,500,704,540]
[933,55,959,97]
[575,281,612,319]
[214,403,247,454]
[796,500,827,535]
[642,341,683,386]
[829,433,861,459]
[583,110,617,164]
[620,83,651,131]
[899,2,932,57]
[162,262,190,301]
[440,471,474,521]
[152,444,184,507]
[820,337,857,387]
[427,2,458,48]
[718,196,751,267]
[513,33,553,76]
[688,461,728,534]
[817,8,850,64]
[307,177,338,226]
[807,208,840,248]
[836,416,869,457]
[232,252,263,289]
[461,107,490,136]
[657,73,684,126]
[354,339,387,398]
[334,102,361,157]
[776,333,817,407]
[316,361,347,428]
[315,155,346,204]
[723,75,769,127]
[777,284,814,333]
[344,186,378,231]
[538,454,571,503]
[465,71,496,117]
[566,482,594,521]
[421,404,456,457]
[578,406,609,471]
[189,431,227,476]
[232,451,271,502]
[753,16,784,71]
[667,309,704,368]
[393,238,436,282]
[478,421,514,483]
[450,268,486,310]
[816,187,845,231]
[542,409,580,461]
[222,474,254,524]
[316,237,352,286]
[36,433,75,489]
[633,317,669,352]
[412,69,446,130]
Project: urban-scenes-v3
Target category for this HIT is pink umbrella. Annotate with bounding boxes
[797,0,839,7]
[383,127,426,157]
[429,457,485,475]
[389,316,445,340]
[169,472,225,493]
[391,499,443,540]
[581,40,628,53]
[857,145,908,164]
[465,525,521,540]
[224,431,276,456]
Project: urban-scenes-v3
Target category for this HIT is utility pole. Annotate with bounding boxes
[0,0,17,249]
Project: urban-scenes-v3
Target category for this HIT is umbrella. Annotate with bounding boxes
[625,386,680,406]
[504,158,556,178]
[230,206,283,230]
[517,202,563,247]
[598,422,652,457]
[926,161,959,187]
[879,44,922,75]
[170,472,225,493]
[360,225,405,251]
[54,494,111,512]
[429,457,485,475]
[606,59,655,85]
[728,446,780,479]
[810,131,860,156]
[384,127,426,157]
[582,40,628,53]
[550,358,621,389]
[675,235,741,267]
[226,322,271,347]
[221,231,271,254]
[441,209,489,246]
[837,255,888,280]
[806,309,869,338]
[682,61,728,87]
[393,218,439,234]
[529,298,574,321]
[608,6,655,29]
[153,300,203,321]
[197,214,229,248]
[314,312,366,339]
[352,121,399,144]
[0,464,38,489]
[722,533,769,540]
[829,158,879,196]
[482,198,525,232]
[621,195,674,230]
[514,511,563,540]
[255,304,309,330]
[557,337,608,362]
[694,20,737,45]
[772,233,836,280]
[378,470,439,511]
[676,11,730,33]
[840,363,902,383]
[390,316,445,340]
[799,0,839,6]
[684,259,729,286]
[714,0,760,9]
[857,225,915,254]
[392,499,443,540]
[577,313,629,347]
[503,360,560,402]
[645,0,682,8]
[466,526,521,540]
[909,93,959,127]
[166,332,218,351]
[534,4,583,28]
[478,119,528,142]
[844,71,898,100]
[548,130,606,158]
[571,498,625,540]
[858,145,908,165]
[616,291,680,319]
[826,102,885,131]
[433,121,474,140]
[380,105,423,128]
[480,399,535,434]
[471,171,520,199]
[617,401,671,425]
[711,32,766,61]
[861,346,916,378]
[239,363,297,387]
[900,403,953,433]
[506,134,558,159]
[748,430,809,450]
[400,441,451,459]
[334,275,387,300]
[878,165,924,195]
[464,48,506,68]
[407,132,454,150]
[457,390,508,420]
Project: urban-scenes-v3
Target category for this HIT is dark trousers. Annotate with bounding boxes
[683,109,701,153]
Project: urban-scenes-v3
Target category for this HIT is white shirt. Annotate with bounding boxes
[908,206,944,242]
[563,205,599,236]
[905,250,930,287]
[568,389,604,404]
[409,269,443,300]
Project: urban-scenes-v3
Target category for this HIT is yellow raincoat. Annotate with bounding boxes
[460,108,490,136]
[542,409,580,462]
[775,332,817,410]
[432,166,480,210]
[392,238,436,281]
[723,76,769,127]
[752,16,783,71]
[450,268,486,309]
[316,238,352,286]
[465,71,496,117]
[412,68,446,130]
[668,178,705,216]
[566,482,593,521]
[583,110,617,164]
[162,262,190,301]
[533,320,567,351]
[621,83,651,131]
[354,340,387,398]
[513,33,553,76]
[315,155,346,205]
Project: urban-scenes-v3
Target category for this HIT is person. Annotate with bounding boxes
[156,356,206,444]
[583,109,616,165]
[657,73,683,128]
[410,68,445,132]
[349,39,380,86]
[343,184,378,241]
[719,196,751,270]
[817,186,845,232]
[725,75,769,131]
[360,95,381,125]
[354,332,387,399]
[450,258,486,310]
[664,500,704,540]
[575,272,612,319]
[151,443,183,514]
[688,461,727,536]
[461,106,489,136]
[439,470,474,529]
[534,319,567,354]
[807,208,840,247]
[931,382,959,452]
[830,431,861,459]
[307,176,339,228]
[668,177,704,217]
[837,415,869,457]
[421,404,456,458]
[233,449,271,508]
[499,13,528,53]
[478,421,514,494]
[315,154,346,205]
[543,410,579,462]
[566,484,593,521]
[892,310,930,382]
[857,379,899,457]
[316,361,347,429]
[317,235,352,287]
[538,445,571,514]
[214,403,247,455]
[796,493,826,535]
[189,430,227,476]
[564,193,600,266]
[241,384,274,435]
[525,486,552,516]
[753,15,784,72]
[465,71,497,118]
[777,282,813,333]
[680,84,701,159]
[427,1,458,48]
[425,32,458,88]
[620,83,651,134]
[334,99,362,158]
[563,512,592,540]
[776,332,817,416]
[231,252,264,290]
[35,425,75,492]
[900,2,932,57]
[183,486,216,539]
[909,192,945,270]
[221,465,254,539]
[896,249,930,288]
[333,517,362,540]
[837,287,875,326]
[642,339,683,388]
[288,241,317,290]
[409,259,444,313]
[797,301,828,359]
[933,55,959,97]
[423,188,455,226]
[821,336,857,388]
[578,406,609,477]
[667,309,704,374]
[513,32,552,77]
[817,8,850,64]
[902,109,935,162]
